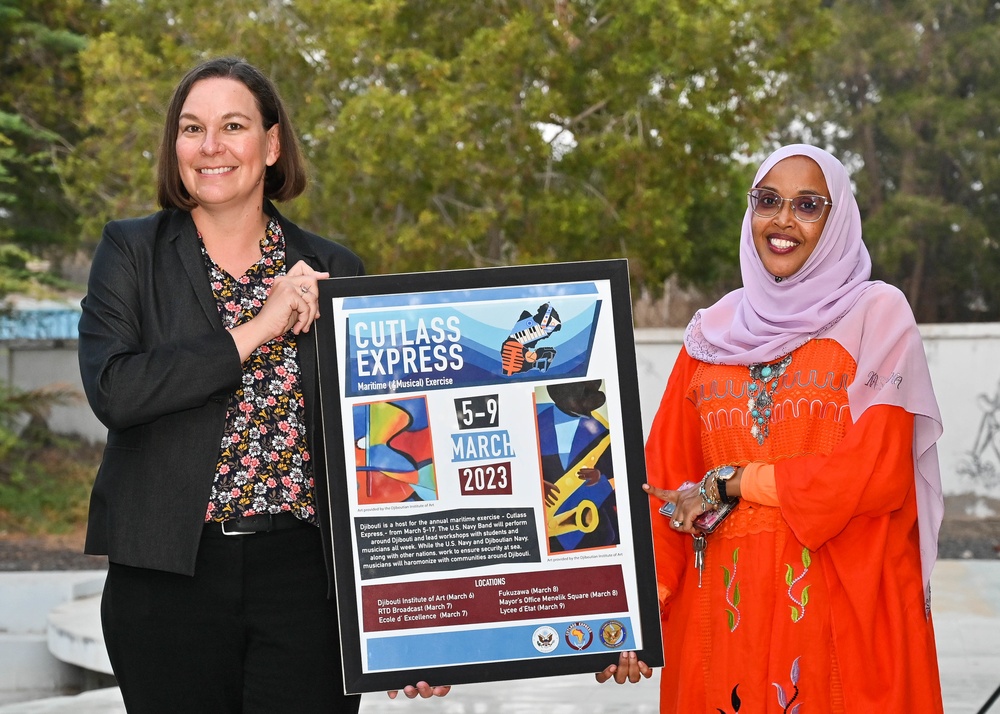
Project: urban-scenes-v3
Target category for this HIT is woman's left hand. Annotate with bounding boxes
[595,651,653,684]
[386,682,452,699]
[228,260,330,362]
[270,260,329,336]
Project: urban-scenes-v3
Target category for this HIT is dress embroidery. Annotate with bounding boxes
[716,684,743,713]
[747,354,792,444]
[786,548,812,623]
[772,656,803,713]
[722,546,741,632]
[202,218,316,523]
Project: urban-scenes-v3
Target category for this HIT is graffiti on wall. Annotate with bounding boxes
[958,378,1000,489]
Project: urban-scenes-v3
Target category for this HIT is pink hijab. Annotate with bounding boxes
[685,144,944,605]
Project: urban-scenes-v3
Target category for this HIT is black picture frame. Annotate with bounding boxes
[314,259,663,693]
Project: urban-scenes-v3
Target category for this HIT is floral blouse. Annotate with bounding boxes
[202,218,316,524]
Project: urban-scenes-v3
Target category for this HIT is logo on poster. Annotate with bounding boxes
[599,620,627,648]
[565,622,593,651]
[532,626,559,653]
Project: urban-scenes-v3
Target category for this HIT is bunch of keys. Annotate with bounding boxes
[692,534,706,587]
[659,498,709,588]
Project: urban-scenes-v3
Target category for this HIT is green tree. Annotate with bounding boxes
[61,0,323,243]
[288,0,832,293]
[780,0,1000,322]
[0,0,97,257]
[66,1,832,299]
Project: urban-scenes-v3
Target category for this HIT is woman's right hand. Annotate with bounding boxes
[644,481,708,535]
[386,682,452,699]
[595,651,653,684]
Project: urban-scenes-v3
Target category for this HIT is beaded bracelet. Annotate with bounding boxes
[706,472,723,504]
[699,474,720,509]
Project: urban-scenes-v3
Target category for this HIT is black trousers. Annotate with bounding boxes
[101,522,362,714]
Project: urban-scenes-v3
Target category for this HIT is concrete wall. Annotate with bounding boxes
[633,324,1000,510]
[5,325,1000,509]
[1,342,106,444]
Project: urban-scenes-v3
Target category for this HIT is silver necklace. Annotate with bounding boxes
[747,354,792,445]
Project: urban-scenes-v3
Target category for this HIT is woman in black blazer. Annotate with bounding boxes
[79,57,448,712]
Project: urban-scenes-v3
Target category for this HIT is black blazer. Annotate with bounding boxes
[78,202,363,577]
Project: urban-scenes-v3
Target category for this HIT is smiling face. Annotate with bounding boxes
[175,77,280,214]
[750,155,831,279]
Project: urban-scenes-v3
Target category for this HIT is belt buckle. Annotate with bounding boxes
[221,520,250,536]
[221,517,263,536]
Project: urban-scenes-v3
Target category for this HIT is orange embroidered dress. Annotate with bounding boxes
[645,338,944,713]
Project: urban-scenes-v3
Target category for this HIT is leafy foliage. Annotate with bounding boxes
[0,0,96,254]
[779,0,1000,322]
[4,1,999,322]
[64,0,831,298]
[286,0,833,293]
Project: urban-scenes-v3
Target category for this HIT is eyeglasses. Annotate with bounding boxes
[747,189,833,223]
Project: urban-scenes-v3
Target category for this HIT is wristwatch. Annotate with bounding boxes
[714,465,738,504]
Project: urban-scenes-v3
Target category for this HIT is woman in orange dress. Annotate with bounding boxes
[600,144,945,712]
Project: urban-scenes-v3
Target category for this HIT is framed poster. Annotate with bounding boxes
[315,259,663,694]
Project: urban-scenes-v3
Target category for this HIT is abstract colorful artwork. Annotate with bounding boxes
[354,396,437,504]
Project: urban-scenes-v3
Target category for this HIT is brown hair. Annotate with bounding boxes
[156,57,307,210]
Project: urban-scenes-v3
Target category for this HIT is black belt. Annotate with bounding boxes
[205,512,309,536]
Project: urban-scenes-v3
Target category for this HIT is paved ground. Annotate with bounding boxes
[938,516,1000,559]
[0,537,107,573]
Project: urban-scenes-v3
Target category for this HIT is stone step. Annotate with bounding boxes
[0,635,79,695]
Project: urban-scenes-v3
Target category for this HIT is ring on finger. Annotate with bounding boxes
[300,284,310,295]
[672,519,683,528]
